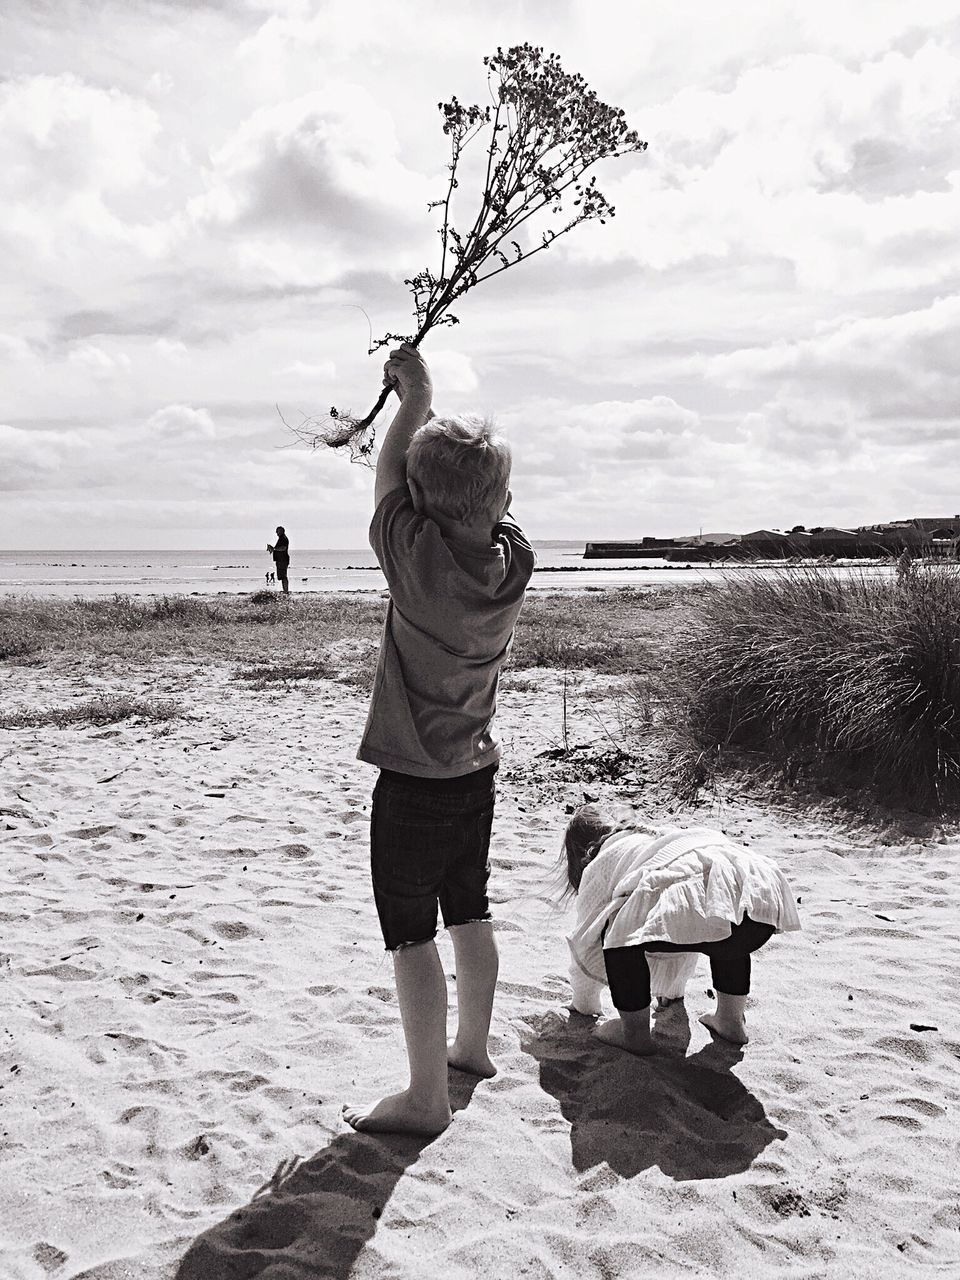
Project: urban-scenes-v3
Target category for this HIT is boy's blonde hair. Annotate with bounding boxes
[406,414,512,523]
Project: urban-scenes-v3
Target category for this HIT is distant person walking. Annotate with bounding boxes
[268,526,290,593]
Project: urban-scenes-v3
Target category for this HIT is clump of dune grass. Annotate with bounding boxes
[0,587,691,680]
[669,564,960,813]
[508,587,694,676]
[0,592,387,664]
[0,694,182,730]
[0,619,42,660]
[233,659,334,688]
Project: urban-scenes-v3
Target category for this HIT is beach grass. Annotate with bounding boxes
[669,563,960,812]
[233,659,337,687]
[4,577,959,815]
[0,693,182,730]
[0,587,692,678]
[0,592,384,664]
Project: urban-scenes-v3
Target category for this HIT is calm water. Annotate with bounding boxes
[0,546,901,598]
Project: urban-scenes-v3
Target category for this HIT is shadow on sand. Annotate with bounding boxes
[175,1071,483,1280]
[520,1005,787,1181]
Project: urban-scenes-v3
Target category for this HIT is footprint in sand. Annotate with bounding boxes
[894,1096,947,1117]
[876,1113,924,1130]
[24,962,96,981]
[210,920,253,940]
[279,843,312,858]
[873,1034,932,1063]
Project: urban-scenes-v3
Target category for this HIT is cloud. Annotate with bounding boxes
[504,394,703,481]
[0,334,35,361]
[0,422,95,491]
[570,42,960,294]
[427,351,479,396]
[55,309,180,343]
[0,73,161,200]
[147,404,217,440]
[705,294,960,424]
[189,87,435,283]
[738,398,862,459]
[280,359,337,380]
[67,344,133,377]
[0,72,173,267]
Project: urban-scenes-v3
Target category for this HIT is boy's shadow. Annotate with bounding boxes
[521,1006,787,1182]
[175,1070,482,1280]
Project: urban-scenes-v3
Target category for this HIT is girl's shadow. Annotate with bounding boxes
[521,1007,787,1182]
[175,1070,482,1280]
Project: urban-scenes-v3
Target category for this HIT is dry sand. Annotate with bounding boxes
[1,651,959,1279]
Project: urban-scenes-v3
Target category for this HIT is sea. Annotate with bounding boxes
[0,545,902,599]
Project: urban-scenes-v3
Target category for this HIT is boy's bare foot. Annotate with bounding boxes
[342,1088,452,1136]
[593,1016,656,1057]
[699,1013,749,1045]
[447,1041,496,1078]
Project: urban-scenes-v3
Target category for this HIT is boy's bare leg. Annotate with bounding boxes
[700,992,749,1044]
[593,1007,656,1056]
[343,940,452,1135]
[447,921,498,1078]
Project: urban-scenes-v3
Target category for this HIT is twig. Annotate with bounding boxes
[286,45,647,458]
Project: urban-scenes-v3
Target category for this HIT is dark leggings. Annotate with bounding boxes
[602,915,775,1012]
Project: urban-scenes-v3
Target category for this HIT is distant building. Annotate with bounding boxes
[909,516,960,536]
[583,514,960,561]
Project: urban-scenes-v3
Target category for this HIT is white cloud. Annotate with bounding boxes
[427,351,479,396]
[147,404,217,440]
[0,334,35,362]
[705,294,960,423]
[571,43,960,293]
[189,87,434,272]
[154,339,189,361]
[0,74,161,198]
[0,422,97,491]
[280,359,337,380]
[67,344,133,377]
[504,394,704,482]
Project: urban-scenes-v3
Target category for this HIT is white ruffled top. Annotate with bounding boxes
[567,826,801,1014]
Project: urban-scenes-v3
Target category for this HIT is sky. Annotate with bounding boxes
[2,0,959,549]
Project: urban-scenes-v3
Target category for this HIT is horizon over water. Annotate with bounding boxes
[0,543,673,597]
[0,545,902,598]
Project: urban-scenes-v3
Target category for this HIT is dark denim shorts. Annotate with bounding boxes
[370,765,497,951]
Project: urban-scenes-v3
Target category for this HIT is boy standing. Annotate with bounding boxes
[343,343,534,1135]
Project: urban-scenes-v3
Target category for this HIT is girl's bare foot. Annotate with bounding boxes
[447,1040,497,1078]
[593,1015,656,1057]
[342,1088,452,1136]
[700,992,749,1045]
[699,1013,749,1045]
[655,996,683,1010]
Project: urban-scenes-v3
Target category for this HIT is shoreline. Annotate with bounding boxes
[0,558,932,603]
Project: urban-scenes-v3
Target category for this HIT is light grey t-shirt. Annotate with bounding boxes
[357,486,536,778]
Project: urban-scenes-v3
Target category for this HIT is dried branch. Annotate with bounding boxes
[290,44,647,458]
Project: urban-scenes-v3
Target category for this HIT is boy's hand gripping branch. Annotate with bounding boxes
[374,343,435,508]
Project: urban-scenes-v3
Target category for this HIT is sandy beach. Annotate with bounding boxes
[1,594,959,1279]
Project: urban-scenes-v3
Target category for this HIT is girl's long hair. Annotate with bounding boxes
[558,804,618,898]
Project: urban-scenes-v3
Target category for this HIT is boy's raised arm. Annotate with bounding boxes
[375,343,435,509]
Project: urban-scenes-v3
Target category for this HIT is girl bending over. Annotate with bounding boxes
[563,805,801,1055]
